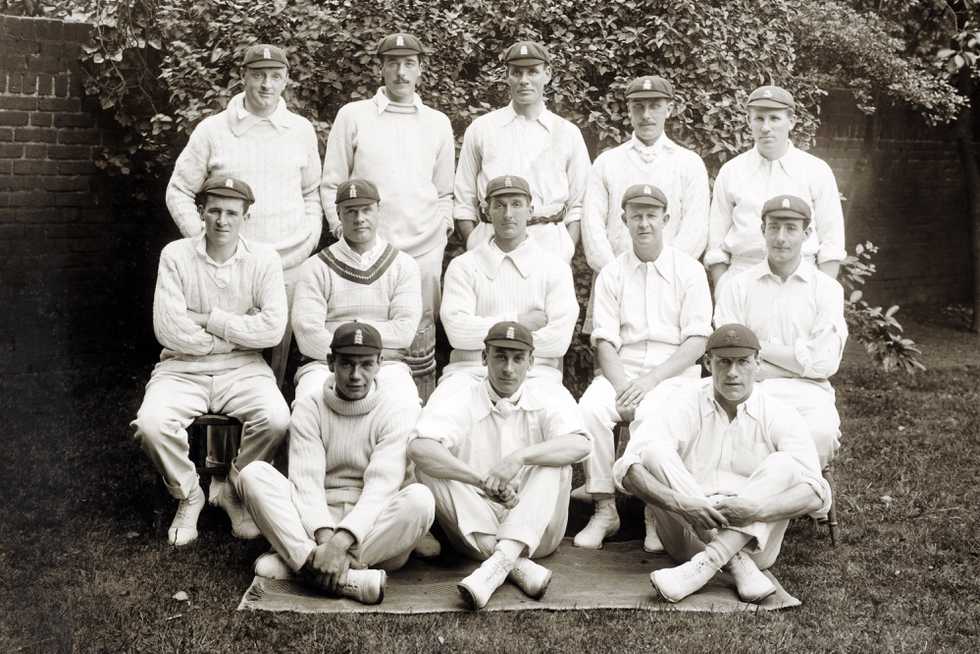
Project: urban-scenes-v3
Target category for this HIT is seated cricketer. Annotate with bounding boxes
[238,322,435,605]
[408,321,591,610]
[613,324,832,603]
[291,179,422,404]
[439,175,578,390]
[714,194,847,469]
[574,183,712,552]
[131,175,290,547]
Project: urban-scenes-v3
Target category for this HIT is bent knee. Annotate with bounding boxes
[402,483,436,523]
[238,460,276,487]
[639,441,676,481]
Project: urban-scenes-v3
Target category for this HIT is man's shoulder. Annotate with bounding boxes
[245,239,281,263]
[593,141,631,165]
[337,98,376,119]
[718,148,754,173]
[392,248,421,273]
[666,246,706,274]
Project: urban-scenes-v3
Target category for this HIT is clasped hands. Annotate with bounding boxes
[613,372,661,422]
[480,455,523,508]
[304,528,365,594]
[187,306,261,327]
[675,493,761,531]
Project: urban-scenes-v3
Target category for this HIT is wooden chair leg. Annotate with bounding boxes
[823,464,840,547]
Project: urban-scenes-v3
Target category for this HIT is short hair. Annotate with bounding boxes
[762,212,811,231]
[197,191,251,213]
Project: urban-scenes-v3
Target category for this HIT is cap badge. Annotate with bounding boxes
[643,185,651,195]
[354,329,363,345]
[505,176,512,187]
[763,89,773,98]
[224,178,234,188]
[262,47,271,60]
[726,329,738,341]
[781,198,791,209]
[642,79,651,90]
[396,35,405,47]
[520,45,528,55]
[506,326,515,339]
[349,185,357,199]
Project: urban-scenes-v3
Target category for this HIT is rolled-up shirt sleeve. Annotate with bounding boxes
[452,123,482,224]
[812,162,847,264]
[704,165,734,267]
[679,264,713,339]
[581,161,616,272]
[589,261,623,350]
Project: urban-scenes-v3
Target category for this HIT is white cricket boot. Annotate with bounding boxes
[168,483,205,547]
[209,478,261,539]
[508,557,553,600]
[573,499,620,549]
[650,551,720,603]
[457,551,514,610]
[725,551,776,603]
[643,504,665,553]
[338,569,387,605]
[254,552,293,580]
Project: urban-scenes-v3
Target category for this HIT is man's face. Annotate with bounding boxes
[201,195,248,248]
[747,107,795,158]
[329,352,381,401]
[380,54,421,103]
[487,193,530,245]
[709,352,759,406]
[762,215,810,267]
[623,203,669,249]
[241,65,288,115]
[628,98,673,144]
[339,203,380,246]
[483,344,533,397]
[507,63,551,107]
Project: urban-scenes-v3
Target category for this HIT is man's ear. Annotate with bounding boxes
[327,354,336,373]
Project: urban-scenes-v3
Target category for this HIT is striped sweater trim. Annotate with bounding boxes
[318,244,398,285]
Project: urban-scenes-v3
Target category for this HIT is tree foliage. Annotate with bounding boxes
[34,0,951,378]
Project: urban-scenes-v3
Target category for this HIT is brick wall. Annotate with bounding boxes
[0,15,145,374]
[0,15,973,375]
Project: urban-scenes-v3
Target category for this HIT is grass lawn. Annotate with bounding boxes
[2,305,978,653]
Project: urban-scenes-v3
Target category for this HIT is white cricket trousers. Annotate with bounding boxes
[238,461,435,572]
[636,441,820,570]
[293,361,420,406]
[579,350,701,495]
[131,360,290,500]
[759,378,840,468]
[418,465,571,561]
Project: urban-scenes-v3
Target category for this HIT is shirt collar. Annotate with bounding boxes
[473,238,536,280]
[475,379,543,420]
[499,102,555,132]
[753,258,815,284]
[629,132,675,154]
[194,232,251,266]
[373,87,424,113]
[335,235,387,266]
[229,92,292,135]
[700,380,762,422]
[625,245,674,282]
[750,141,801,172]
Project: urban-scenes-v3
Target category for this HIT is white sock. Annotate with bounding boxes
[703,529,751,569]
[495,539,525,563]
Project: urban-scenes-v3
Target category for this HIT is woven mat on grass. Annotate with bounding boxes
[237,540,800,614]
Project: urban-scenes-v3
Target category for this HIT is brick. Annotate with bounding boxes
[68,75,83,98]
[58,129,101,145]
[12,207,77,224]
[38,98,80,112]
[47,144,92,160]
[6,17,35,41]
[43,224,91,239]
[52,113,94,128]
[4,39,40,56]
[0,162,10,175]
[52,191,94,207]
[40,177,89,192]
[0,111,29,127]
[23,144,46,158]
[33,19,65,42]
[7,191,48,207]
[54,75,69,98]
[4,54,28,72]
[0,224,25,240]
[58,160,96,175]
[13,160,58,175]
[34,74,54,96]
[14,128,57,143]
[0,97,37,111]
[8,74,24,94]
[0,128,13,142]
[0,176,32,191]
[0,193,7,207]
[0,144,24,158]
[64,22,93,44]
[29,112,53,127]
[31,55,65,75]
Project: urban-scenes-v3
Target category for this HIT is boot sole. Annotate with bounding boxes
[738,585,777,603]
[456,582,484,610]
[649,572,684,604]
[519,569,552,600]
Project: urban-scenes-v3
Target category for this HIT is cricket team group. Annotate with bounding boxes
[129,32,846,609]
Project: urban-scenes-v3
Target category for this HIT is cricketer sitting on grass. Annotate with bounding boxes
[615,323,832,604]
[131,175,290,548]
[238,321,435,605]
[408,321,591,610]
[714,194,847,470]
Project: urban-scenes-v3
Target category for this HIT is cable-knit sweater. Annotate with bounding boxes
[288,382,420,544]
[165,92,323,271]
